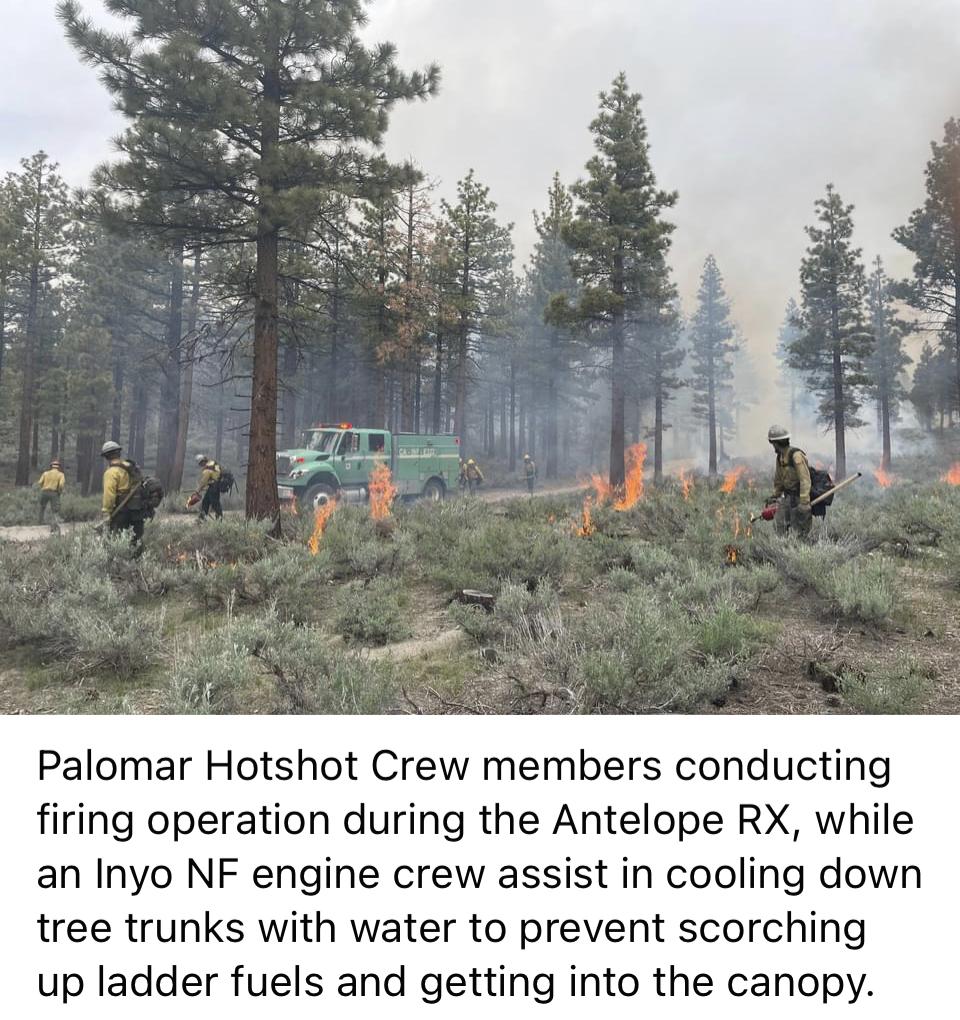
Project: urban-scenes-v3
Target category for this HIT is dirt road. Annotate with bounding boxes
[0,483,587,544]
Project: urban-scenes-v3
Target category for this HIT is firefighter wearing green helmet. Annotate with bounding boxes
[767,425,812,538]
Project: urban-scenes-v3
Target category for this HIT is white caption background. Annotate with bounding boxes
[0,715,955,1018]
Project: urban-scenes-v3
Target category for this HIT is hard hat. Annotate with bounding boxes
[195,454,207,464]
[51,460,61,468]
[767,425,790,443]
[101,441,122,457]
[467,458,476,465]
[523,453,531,459]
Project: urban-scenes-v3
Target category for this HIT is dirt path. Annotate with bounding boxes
[0,484,588,545]
[364,629,465,662]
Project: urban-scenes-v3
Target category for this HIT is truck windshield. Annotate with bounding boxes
[302,430,342,454]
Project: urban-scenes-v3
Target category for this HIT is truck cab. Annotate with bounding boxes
[277,424,459,509]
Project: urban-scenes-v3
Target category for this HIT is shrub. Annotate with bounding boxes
[319,506,412,579]
[0,488,101,526]
[839,655,932,714]
[432,517,571,593]
[693,604,771,661]
[333,577,411,646]
[626,541,679,581]
[448,602,502,644]
[821,558,897,625]
[167,611,396,714]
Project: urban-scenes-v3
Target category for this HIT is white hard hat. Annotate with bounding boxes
[101,441,122,457]
[767,425,790,443]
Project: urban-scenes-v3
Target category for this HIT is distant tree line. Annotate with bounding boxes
[0,3,955,518]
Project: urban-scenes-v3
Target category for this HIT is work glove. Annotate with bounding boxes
[796,500,812,520]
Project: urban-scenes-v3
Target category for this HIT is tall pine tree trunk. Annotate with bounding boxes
[509,360,517,471]
[609,251,626,488]
[15,256,40,487]
[707,358,718,478]
[433,331,444,433]
[281,341,299,449]
[111,347,124,442]
[171,246,202,491]
[156,242,184,488]
[880,382,892,471]
[654,349,664,485]
[546,329,559,479]
[832,291,847,478]
[247,51,282,528]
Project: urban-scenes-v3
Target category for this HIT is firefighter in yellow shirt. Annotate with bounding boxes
[37,460,65,532]
[196,455,224,521]
[99,441,146,547]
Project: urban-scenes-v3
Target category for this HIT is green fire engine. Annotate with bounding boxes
[276,424,461,509]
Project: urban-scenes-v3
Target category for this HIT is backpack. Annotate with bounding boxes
[218,469,236,495]
[790,448,834,518]
[118,460,164,517]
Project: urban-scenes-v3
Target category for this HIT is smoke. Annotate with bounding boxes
[3,0,956,465]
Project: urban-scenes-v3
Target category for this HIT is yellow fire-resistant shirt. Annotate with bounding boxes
[773,447,812,503]
[38,469,65,493]
[199,462,222,492]
[101,460,133,517]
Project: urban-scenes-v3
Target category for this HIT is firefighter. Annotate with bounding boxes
[37,459,65,532]
[767,425,812,538]
[458,458,468,493]
[465,458,484,496]
[99,441,146,548]
[523,453,537,495]
[196,454,223,521]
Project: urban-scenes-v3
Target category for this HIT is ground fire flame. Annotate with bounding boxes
[720,465,748,494]
[942,463,960,485]
[874,466,894,488]
[578,497,596,537]
[308,500,337,556]
[680,469,693,501]
[578,444,647,535]
[369,462,398,520]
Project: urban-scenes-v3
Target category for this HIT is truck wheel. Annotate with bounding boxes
[303,482,337,510]
[422,478,445,503]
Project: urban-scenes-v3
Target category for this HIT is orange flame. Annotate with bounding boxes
[614,443,647,510]
[720,465,748,494]
[577,497,596,537]
[725,545,739,565]
[368,461,398,520]
[942,463,960,485]
[873,466,894,488]
[680,469,693,501]
[308,500,337,556]
[589,443,647,510]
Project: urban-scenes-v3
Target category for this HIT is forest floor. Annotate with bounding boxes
[1,462,959,716]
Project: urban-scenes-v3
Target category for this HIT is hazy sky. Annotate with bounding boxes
[2,0,958,427]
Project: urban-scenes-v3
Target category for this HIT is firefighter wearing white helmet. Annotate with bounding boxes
[99,441,146,548]
[767,425,813,538]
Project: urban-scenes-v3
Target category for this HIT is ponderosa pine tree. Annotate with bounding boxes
[689,255,737,478]
[441,170,513,448]
[59,0,438,525]
[866,257,911,469]
[527,174,578,478]
[789,185,872,479]
[894,118,960,416]
[8,153,69,487]
[557,73,676,488]
[644,290,685,484]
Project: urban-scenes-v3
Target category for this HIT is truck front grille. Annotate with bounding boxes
[276,455,291,477]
